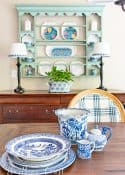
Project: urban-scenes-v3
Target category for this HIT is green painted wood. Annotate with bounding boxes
[16,4,104,16]
[16,4,104,78]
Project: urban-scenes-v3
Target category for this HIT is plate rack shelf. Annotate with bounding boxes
[16,4,104,78]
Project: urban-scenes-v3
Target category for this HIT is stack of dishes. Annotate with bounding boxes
[0,133,76,175]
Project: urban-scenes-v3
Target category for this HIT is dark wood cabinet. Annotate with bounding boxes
[0,90,75,123]
[0,90,124,123]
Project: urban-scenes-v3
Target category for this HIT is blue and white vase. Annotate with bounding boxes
[55,108,89,143]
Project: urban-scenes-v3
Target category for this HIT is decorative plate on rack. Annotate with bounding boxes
[38,61,52,76]
[54,61,67,71]
[46,46,77,57]
[41,23,59,40]
[22,34,33,47]
[62,22,79,40]
[70,61,84,77]
[87,34,99,45]
[5,133,71,162]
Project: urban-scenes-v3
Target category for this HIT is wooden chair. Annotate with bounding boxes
[68,89,125,122]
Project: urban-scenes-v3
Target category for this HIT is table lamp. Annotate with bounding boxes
[9,43,27,93]
[92,42,110,91]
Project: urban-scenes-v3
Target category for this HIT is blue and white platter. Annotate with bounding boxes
[0,149,76,175]
[5,133,71,161]
[46,46,77,57]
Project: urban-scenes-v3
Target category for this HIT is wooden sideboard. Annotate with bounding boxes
[0,90,125,123]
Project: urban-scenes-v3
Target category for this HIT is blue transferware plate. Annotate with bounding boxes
[46,46,76,57]
[0,149,76,175]
[52,48,72,57]
[5,133,71,161]
[7,151,68,169]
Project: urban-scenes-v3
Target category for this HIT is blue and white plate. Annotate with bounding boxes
[7,151,68,168]
[0,149,76,175]
[46,46,77,57]
[5,133,71,161]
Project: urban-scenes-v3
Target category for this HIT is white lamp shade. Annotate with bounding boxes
[92,42,110,57]
[9,43,27,58]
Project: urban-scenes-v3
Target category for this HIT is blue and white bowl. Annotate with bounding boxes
[5,133,71,161]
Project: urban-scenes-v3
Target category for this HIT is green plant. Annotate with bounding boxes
[46,66,73,82]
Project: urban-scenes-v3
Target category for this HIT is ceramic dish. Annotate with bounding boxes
[41,23,59,40]
[87,34,99,45]
[22,34,33,47]
[54,61,67,71]
[70,61,84,77]
[38,61,52,76]
[46,46,77,57]
[0,149,76,175]
[62,22,79,40]
[7,151,68,169]
[5,133,71,161]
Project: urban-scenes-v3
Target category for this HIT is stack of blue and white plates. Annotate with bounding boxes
[0,133,76,175]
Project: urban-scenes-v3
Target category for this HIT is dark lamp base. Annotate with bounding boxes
[14,87,24,94]
[97,87,107,91]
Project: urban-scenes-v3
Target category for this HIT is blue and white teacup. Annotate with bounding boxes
[76,139,95,159]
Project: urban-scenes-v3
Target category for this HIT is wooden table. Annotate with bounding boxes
[0,123,125,175]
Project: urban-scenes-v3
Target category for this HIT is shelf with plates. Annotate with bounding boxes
[16,4,104,78]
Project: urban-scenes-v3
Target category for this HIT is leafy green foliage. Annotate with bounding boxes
[46,66,73,82]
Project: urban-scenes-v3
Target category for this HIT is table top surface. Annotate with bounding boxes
[0,122,125,175]
[0,89,124,95]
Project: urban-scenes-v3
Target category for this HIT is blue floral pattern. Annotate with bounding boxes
[51,48,72,57]
[59,118,87,142]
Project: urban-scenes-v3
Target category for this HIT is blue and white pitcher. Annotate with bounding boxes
[55,108,90,143]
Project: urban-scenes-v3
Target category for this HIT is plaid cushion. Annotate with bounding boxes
[74,94,120,122]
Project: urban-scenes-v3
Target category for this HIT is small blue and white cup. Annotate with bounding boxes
[76,139,95,159]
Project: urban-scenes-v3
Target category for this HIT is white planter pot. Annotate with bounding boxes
[48,81,71,93]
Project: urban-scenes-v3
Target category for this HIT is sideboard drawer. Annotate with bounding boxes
[2,104,63,123]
